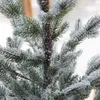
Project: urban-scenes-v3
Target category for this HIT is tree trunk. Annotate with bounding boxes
[38,0,52,88]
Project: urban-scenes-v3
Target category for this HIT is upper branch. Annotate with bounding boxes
[0,0,23,18]
[0,46,44,66]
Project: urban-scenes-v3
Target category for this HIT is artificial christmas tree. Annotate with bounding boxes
[0,0,100,100]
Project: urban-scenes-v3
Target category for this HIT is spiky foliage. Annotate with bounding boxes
[0,0,100,100]
[0,86,6,100]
